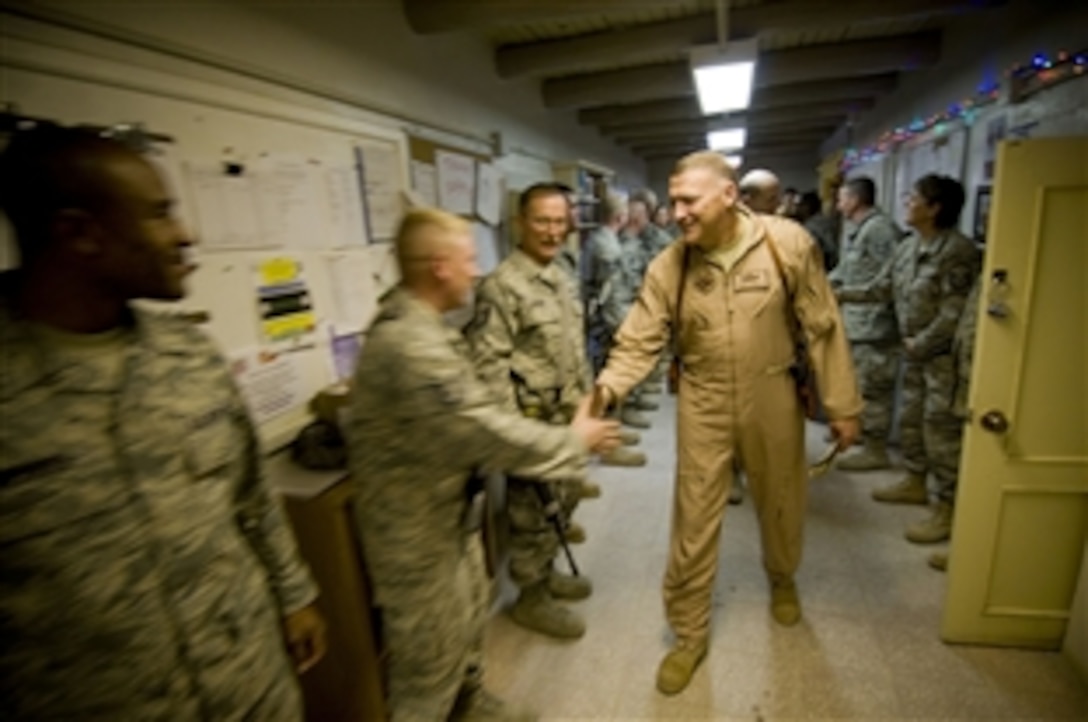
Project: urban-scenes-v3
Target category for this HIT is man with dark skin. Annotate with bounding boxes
[0,126,325,719]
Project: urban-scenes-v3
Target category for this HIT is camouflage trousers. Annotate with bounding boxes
[899,356,965,503]
[507,475,572,588]
[379,535,489,722]
[851,341,900,441]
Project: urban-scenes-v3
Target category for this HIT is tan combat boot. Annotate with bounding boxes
[619,429,641,446]
[770,579,802,626]
[599,447,647,467]
[632,395,660,411]
[620,407,651,429]
[906,501,954,544]
[450,685,538,722]
[656,638,708,695]
[510,583,585,639]
[548,569,592,601]
[928,552,948,572]
[576,480,602,499]
[837,441,893,471]
[564,521,587,544]
[872,472,929,505]
[643,382,664,394]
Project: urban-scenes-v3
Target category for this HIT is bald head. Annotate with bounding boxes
[739,169,782,214]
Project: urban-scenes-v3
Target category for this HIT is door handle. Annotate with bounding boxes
[980,410,1009,434]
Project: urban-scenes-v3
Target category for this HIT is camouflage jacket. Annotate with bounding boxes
[584,226,625,331]
[952,274,983,417]
[346,288,587,601]
[0,288,317,720]
[828,208,902,343]
[465,249,590,420]
[839,229,981,360]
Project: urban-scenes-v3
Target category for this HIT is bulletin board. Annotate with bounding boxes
[0,44,411,450]
[407,134,504,274]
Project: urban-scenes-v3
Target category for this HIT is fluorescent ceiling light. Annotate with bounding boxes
[690,39,758,114]
[707,127,747,151]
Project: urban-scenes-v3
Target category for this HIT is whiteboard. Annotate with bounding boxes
[0,60,408,450]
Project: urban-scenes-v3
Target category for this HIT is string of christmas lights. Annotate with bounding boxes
[841,48,1087,171]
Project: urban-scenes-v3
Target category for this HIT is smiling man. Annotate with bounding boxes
[0,125,325,719]
[465,183,597,641]
[594,151,862,695]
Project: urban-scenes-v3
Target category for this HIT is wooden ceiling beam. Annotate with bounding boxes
[639,142,823,162]
[542,31,940,109]
[403,0,641,35]
[630,132,833,156]
[601,98,874,134]
[498,0,981,78]
[610,114,846,145]
[578,74,898,126]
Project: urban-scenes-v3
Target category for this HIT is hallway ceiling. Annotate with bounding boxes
[401,0,1008,169]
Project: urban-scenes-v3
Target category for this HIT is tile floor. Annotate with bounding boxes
[482,395,1087,721]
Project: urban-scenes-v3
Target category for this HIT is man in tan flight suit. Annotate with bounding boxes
[595,152,862,695]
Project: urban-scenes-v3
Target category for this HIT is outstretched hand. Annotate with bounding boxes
[572,394,621,454]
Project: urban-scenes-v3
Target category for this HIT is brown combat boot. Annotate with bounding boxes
[770,579,802,626]
[576,480,602,499]
[564,521,586,544]
[547,569,592,601]
[928,552,948,572]
[632,395,660,411]
[599,447,647,467]
[906,501,954,544]
[619,429,641,446]
[656,638,708,695]
[872,472,929,505]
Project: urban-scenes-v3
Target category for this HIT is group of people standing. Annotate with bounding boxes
[0,120,986,722]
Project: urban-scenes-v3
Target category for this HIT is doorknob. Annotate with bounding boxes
[980,410,1009,434]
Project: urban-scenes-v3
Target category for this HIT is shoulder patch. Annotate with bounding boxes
[948,264,974,293]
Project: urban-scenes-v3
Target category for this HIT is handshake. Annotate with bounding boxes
[569,384,622,455]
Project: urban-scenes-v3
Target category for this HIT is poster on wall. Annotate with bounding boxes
[228,347,307,426]
[475,161,503,225]
[435,149,476,215]
[254,256,317,348]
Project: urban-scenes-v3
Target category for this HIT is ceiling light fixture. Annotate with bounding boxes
[690,38,759,114]
[707,127,747,151]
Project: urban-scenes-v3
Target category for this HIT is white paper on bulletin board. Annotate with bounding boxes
[357,141,403,242]
[324,252,377,334]
[228,347,308,427]
[475,161,502,225]
[410,160,438,207]
[183,160,266,250]
[321,163,369,248]
[252,153,327,250]
[435,149,476,215]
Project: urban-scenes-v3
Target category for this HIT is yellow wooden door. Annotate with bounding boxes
[942,136,1088,648]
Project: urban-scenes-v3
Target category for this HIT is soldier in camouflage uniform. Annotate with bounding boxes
[837,175,981,543]
[926,272,983,571]
[0,126,325,719]
[347,208,618,722]
[830,177,904,471]
[584,193,648,467]
[465,184,600,640]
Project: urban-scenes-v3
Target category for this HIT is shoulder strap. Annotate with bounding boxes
[762,231,794,300]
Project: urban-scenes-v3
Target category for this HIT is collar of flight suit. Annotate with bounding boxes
[508,247,563,288]
[698,207,764,274]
